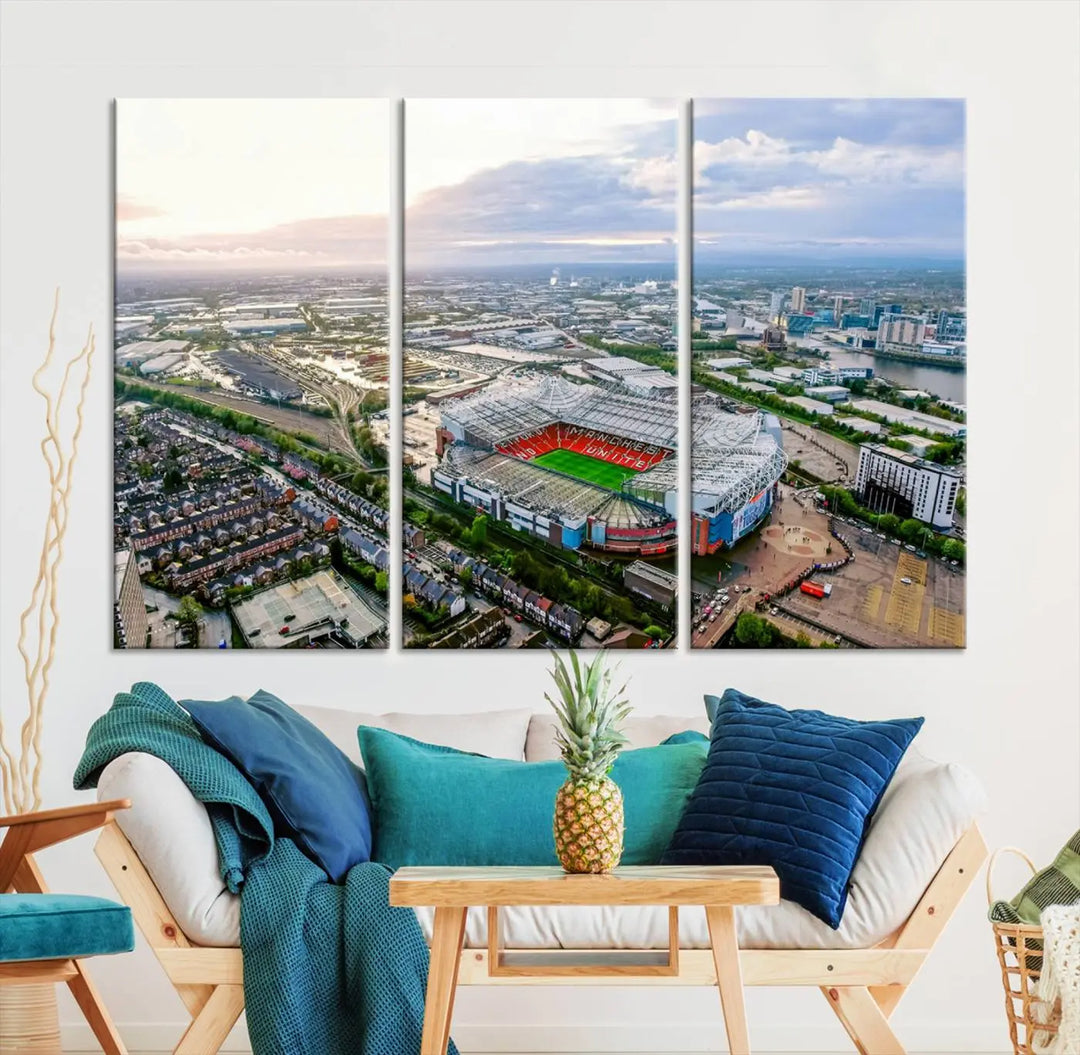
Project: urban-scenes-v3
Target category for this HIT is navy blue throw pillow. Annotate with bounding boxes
[181,690,371,881]
[662,688,923,928]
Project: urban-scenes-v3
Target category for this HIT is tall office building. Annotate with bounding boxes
[832,295,844,324]
[936,310,967,341]
[790,286,806,314]
[855,444,962,529]
[876,313,927,351]
[859,296,877,319]
[768,290,785,323]
[872,303,904,330]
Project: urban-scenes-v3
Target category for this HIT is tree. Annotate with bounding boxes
[941,538,966,563]
[877,513,901,536]
[468,514,488,548]
[374,570,389,593]
[734,611,778,648]
[459,567,473,590]
[163,465,184,491]
[899,519,924,544]
[175,595,203,645]
[642,624,666,639]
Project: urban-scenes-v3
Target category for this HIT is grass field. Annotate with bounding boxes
[532,448,640,489]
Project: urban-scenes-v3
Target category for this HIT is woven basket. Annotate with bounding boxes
[988,847,1062,1055]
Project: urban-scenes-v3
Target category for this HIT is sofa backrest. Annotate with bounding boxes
[294,704,711,766]
[294,704,534,763]
[524,713,711,762]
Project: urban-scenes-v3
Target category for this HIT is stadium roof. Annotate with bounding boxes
[439,375,787,515]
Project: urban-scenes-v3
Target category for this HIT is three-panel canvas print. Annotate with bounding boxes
[113,99,966,651]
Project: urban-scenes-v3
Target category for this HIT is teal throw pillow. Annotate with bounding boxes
[358,728,707,870]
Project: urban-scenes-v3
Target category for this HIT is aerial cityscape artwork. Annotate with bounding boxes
[112,98,965,652]
[403,99,679,649]
[114,99,391,649]
[690,99,966,649]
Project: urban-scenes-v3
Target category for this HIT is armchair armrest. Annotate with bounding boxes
[1,799,130,891]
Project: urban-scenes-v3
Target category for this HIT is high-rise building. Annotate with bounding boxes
[790,286,807,314]
[768,290,785,323]
[937,310,967,341]
[872,303,904,330]
[859,296,877,319]
[833,295,844,324]
[855,444,962,529]
[114,546,148,648]
[876,313,927,352]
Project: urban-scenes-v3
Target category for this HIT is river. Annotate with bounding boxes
[733,315,967,404]
[822,345,966,403]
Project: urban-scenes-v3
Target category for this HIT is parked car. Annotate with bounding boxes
[900,577,913,585]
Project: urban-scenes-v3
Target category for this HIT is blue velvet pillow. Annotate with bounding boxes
[662,688,923,928]
[182,690,371,881]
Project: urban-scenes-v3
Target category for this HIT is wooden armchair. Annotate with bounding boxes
[0,799,133,1055]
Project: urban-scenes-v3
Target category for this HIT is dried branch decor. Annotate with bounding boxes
[0,291,95,814]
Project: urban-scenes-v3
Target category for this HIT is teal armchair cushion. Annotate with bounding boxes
[0,894,134,962]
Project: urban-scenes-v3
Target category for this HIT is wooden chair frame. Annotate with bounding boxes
[94,820,987,1055]
[1,799,133,1055]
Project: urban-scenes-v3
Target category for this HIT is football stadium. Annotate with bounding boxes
[431,374,787,556]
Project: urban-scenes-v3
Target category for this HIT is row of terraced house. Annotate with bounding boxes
[455,553,583,643]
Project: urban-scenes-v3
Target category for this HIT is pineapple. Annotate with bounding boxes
[547,651,632,874]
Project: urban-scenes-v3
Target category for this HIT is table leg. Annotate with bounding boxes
[422,905,468,1055]
[705,905,751,1055]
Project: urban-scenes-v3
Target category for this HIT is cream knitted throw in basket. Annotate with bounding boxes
[1034,903,1080,1055]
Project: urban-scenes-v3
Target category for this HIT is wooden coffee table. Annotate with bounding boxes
[390,864,780,1055]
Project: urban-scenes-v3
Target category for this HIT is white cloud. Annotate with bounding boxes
[805,136,963,185]
[406,98,674,205]
[706,185,824,211]
[695,130,792,178]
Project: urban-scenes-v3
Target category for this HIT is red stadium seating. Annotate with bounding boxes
[496,423,670,473]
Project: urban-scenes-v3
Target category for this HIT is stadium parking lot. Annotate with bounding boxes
[692,485,965,648]
[783,524,966,648]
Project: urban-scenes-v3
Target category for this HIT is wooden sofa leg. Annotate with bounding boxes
[173,984,244,1055]
[822,986,905,1055]
[67,960,128,1055]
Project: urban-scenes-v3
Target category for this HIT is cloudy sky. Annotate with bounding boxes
[406,99,678,268]
[693,99,965,261]
[116,99,388,272]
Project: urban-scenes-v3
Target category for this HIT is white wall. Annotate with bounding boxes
[1,2,1078,1052]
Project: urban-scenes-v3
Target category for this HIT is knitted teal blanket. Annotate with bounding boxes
[74,682,456,1055]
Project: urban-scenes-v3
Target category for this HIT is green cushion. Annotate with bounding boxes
[0,894,134,963]
[358,728,708,870]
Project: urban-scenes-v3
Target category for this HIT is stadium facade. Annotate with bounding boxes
[430,374,787,557]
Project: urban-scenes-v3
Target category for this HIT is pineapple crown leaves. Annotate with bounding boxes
[545,650,632,781]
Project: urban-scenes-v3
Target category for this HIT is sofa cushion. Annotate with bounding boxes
[96,717,985,952]
[359,728,708,870]
[0,894,134,962]
[182,690,371,882]
[663,689,923,928]
[525,712,710,762]
[298,704,533,764]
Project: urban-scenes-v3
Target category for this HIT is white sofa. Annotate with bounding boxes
[97,704,986,958]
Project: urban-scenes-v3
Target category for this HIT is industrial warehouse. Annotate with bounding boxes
[431,374,787,556]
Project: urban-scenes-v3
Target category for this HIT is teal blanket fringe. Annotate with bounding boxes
[74,682,456,1055]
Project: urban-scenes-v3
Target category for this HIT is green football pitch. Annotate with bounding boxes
[532,448,640,490]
